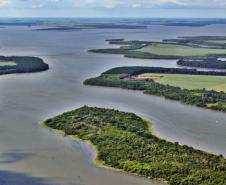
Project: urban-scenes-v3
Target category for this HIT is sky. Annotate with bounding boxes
[0,0,226,18]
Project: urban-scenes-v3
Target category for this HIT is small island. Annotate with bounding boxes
[0,56,49,75]
[43,106,226,185]
[84,66,226,112]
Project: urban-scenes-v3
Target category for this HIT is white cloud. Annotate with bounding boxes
[0,0,11,6]
[32,3,43,9]
[0,0,226,9]
[132,4,141,8]
[71,0,226,8]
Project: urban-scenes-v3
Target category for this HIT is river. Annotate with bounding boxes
[0,23,226,185]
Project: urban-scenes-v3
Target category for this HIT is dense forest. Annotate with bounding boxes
[84,67,226,112]
[103,66,226,76]
[0,56,49,75]
[43,106,226,185]
[178,57,226,69]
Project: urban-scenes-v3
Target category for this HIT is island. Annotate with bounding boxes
[0,56,49,75]
[89,37,226,69]
[84,67,226,112]
[42,106,226,185]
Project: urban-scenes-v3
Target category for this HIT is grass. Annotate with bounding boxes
[206,40,226,44]
[139,43,226,57]
[139,73,226,92]
[0,61,17,66]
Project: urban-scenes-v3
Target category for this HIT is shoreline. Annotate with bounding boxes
[40,121,168,184]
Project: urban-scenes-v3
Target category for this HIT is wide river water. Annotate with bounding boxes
[0,24,226,185]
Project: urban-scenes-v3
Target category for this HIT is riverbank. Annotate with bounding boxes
[41,122,133,173]
[41,120,169,185]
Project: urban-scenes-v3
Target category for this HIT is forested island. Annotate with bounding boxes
[43,106,226,185]
[0,56,49,75]
[84,67,226,112]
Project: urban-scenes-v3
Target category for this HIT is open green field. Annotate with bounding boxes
[0,61,17,66]
[139,73,226,92]
[207,40,226,44]
[139,43,226,56]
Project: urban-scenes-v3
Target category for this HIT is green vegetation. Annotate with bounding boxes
[43,106,226,185]
[102,66,226,76]
[89,37,226,62]
[139,43,226,57]
[164,36,226,49]
[177,57,226,69]
[139,73,226,92]
[2,18,226,27]
[84,67,226,112]
[0,61,17,66]
[0,56,49,75]
[207,40,226,44]
[35,24,147,31]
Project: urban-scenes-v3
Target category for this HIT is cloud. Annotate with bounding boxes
[0,0,226,9]
[0,0,10,6]
[0,0,225,17]
[71,0,226,8]
[32,3,43,9]
[132,4,141,8]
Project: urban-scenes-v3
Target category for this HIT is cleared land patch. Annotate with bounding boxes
[139,43,226,57]
[139,73,226,92]
[207,40,226,44]
[0,61,17,66]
